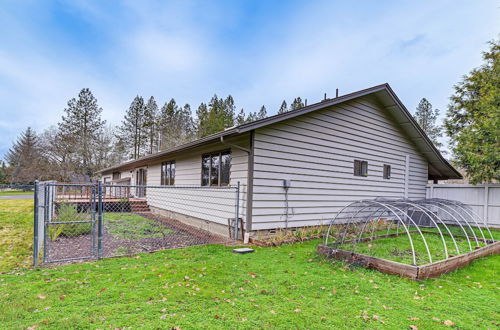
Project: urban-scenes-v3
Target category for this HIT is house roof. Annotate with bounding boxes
[99,83,461,180]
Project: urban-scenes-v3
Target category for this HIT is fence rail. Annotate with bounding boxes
[426,184,500,227]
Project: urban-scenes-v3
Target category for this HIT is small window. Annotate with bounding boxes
[354,160,368,177]
[201,150,231,186]
[112,172,121,180]
[161,161,176,185]
[383,164,391,179]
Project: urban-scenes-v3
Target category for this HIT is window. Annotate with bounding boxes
[112,172,121,180]
[161,161,176,185]
[201,150,231,186]
[354,160,368,177]
[383,164,391,179]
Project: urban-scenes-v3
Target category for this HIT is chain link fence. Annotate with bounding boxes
[33,182,240,265]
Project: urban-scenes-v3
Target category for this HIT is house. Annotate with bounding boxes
[98,83,461,238]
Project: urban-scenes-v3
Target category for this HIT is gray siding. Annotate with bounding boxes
[251,97,428,230]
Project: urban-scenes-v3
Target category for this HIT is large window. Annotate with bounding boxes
[354,160,368,177]
[201,150,231,186]
[161,161,176,185]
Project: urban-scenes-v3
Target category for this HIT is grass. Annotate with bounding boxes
[0,241,499,329]
[0,199,33,270]
[0,190,33,196]
[1,199,499,328]
[104,213,173,240]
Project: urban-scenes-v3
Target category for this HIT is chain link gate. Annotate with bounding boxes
[33,181,240,265]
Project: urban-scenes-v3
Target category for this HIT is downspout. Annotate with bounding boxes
[220,133,254,236]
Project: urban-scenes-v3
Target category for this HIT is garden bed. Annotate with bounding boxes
[45,212,229,262]
[318,231,500,280]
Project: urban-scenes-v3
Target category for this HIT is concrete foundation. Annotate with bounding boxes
[149,206,231,238]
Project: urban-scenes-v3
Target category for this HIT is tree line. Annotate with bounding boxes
[2,40,497,184]
[2,90,307,183]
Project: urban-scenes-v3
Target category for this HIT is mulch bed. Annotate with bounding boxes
[45,212,232,263]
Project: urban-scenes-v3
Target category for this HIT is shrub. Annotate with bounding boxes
[50,203,92,241]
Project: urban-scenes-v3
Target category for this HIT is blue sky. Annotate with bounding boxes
[0,0,498,158]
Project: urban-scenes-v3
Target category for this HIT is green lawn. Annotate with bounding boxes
[0,199,33,270]
[0,199,499,328]
[0,190,33,196]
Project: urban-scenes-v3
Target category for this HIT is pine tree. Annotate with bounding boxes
[196,95,237,137]
[159,98,179,149]
[196,102,209,137]
[0,161,7,184]
[414,98,443,150]
[236,109,246,125]
[5,127,43,183]
[58,88,106,176]
[290,97,304,110]
[257,105,267,120]
[144,96,159,154]
[278,100,288,114]
[445,40,500,183]
[158,100,196,149]
[118,96,146,160]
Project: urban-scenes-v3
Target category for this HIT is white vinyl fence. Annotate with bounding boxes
[426,184,500,228]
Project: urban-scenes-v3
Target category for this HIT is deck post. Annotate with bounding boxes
[97,182,103,258]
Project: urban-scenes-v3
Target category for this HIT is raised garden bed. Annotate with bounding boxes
[318,231,500,280]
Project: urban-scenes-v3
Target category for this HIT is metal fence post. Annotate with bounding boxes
[43,184,49,263]
[234,181,240,240]
[33,181,39,266]
[97,181,103,258]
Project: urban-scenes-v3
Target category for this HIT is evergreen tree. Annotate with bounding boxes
[58,88,106,176]
[196,102,210,137]
[236,108,246,125]
[196,95,236,137]
[118,96,146,160]
[278,100,288,114]
[414,98,443,150]
[144,96,159,154]
[159,98,179,149]
[290,97,305,110]
[179,103,196,143]
[257,105,267,120]
[0,161,7,184]
[444,40,500,183]
[5,127,43,183]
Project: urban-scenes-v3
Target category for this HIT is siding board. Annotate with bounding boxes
[252,99,428,229]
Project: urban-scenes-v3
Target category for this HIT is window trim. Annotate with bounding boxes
[383,164,391,179]
[201,149,231,186]
[161,160,176,186]
[354,159,368,177]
